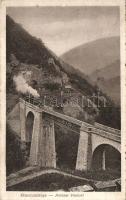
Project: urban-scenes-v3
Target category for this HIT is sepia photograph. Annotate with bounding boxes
[0,1,125,199]
[5,5,122,192]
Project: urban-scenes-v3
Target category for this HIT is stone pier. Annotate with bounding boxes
[38,119,56,168]
[102,149,106,170]
[76,125,92,171]
[29,112,42,165]
[29,117,56,167]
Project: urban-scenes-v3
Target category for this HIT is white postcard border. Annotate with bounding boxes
[0,0,125,200]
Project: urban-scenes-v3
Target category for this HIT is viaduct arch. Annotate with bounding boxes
[92,144,121,170]
[19,98,121,171]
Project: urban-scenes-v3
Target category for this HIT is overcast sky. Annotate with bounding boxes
[7,6,120,56]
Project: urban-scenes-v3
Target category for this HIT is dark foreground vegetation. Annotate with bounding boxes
[7,173,87,191]
[7,170,120,191]
[65,169,121,181]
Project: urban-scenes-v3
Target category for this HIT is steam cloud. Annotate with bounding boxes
[13,74,40,97]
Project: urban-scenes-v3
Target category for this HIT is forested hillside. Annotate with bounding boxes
[6,15,121,129]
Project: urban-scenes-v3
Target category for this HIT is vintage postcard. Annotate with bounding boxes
[0,0,125,200]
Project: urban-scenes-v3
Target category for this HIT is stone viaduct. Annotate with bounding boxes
[19,98,121,171]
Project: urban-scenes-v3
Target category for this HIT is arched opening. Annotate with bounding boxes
[25,111,34,157]
[92,144,121,171]
[55,124,79,170]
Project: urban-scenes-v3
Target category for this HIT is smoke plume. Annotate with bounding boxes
[13,74,40,97]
